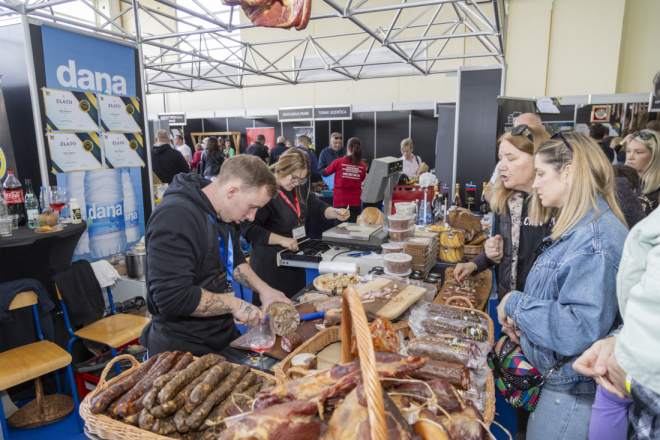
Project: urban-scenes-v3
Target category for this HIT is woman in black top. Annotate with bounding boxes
[241,149,350,305]
[196,137,225,181]
[624,129,660,214]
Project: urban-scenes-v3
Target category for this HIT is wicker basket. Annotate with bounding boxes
[276,296,496,426]
[80,354,278,440]
[464,243,485,261]
[7,377,74,429]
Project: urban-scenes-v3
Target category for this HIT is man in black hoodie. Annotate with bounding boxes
[269,136,288,165]
[151,129,190,183]
[140,155,294,356]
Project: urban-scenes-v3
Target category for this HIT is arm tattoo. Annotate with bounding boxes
[191,289,233,317]
[233,265,254,291]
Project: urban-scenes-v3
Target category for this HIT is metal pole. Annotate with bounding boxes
[132,0,155,210]
[20,14,50,189]
[452,66,462,189]
[409,113,412,138]
[374,111,377,158]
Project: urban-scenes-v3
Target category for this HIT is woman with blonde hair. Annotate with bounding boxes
[497,132,628,440]
[454,124,550,438]
[240,149,349,303]
[625,129,660,214]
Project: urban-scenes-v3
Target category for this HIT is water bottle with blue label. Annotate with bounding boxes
[84,169,126,258]
[67,171,90,255]
[121,168,140,244]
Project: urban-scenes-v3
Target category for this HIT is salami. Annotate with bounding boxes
[144,370,179,411]
[427,303,486,325]
[186,366,251,430]
[159,354,224,403]
[171,352,194,372]
[90,353,161,414]
[174,407,190,433]
[267,302,300,336]
[139,409,156,431]
[260,378,277,391]
[407,334,485,367]
[158,369,213,416]
[409,359,471,390]
[199,370,256,430]
[281,332,302,353]
[151,415,177,435]
[124,412,140,426]
[116,351,179,417]
[219,383,261,419]
[186,362,233,412]
[422,319,488,342]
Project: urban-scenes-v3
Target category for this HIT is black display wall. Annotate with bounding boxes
[375,112,408,161]
[0,24,43,188]
[344,112,375,162]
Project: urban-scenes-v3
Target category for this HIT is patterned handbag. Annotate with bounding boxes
[488,333,574,411]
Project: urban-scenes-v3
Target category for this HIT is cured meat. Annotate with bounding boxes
[315,297,342,312]
[267,302,300,336]
[407,334,486,368]
[186,362,232,412]
[409,360,471,390]
[199,370,257,430]
[322,382,422,440]
[90,353,161,414]
[159,354,224,403]
[426,303,486,325]
[393,379,464,414]
[351,317,400,358]
[439,401,488,440]
[221,0,269,6]
[422,319,487,342]
[413,409,452,440]
[254,353,425,411]
[156,369,213,416]
[281,332,302,353]
[295,0,311,30]
[139,408,156,431]
[242,0,304,30]
[215,400,321,440]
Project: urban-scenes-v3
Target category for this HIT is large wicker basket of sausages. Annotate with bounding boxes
[276,291,497,431]
[79,352,278,440]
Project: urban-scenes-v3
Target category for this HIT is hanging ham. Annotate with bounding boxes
[222,0,312,30]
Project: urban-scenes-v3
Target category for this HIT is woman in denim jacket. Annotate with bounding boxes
[498,132,628,440]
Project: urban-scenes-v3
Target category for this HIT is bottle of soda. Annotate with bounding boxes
[25,179,40,229]
[3,171,26,226]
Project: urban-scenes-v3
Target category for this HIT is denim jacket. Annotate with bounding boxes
[504,197,628,394]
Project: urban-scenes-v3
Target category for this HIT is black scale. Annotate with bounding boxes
[276,238,332,268]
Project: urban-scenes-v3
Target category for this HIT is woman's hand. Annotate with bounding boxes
[454,262,477,282]
[279,236,299,251]
[485,235,504,261]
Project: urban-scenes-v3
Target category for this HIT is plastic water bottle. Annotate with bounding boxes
[39,186,49,213]
[84,169,126,258]
[121,168,140,244]
[67,172,90,255]
[0,191,7,218]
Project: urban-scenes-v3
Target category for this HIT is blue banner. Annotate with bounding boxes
[41,26,136,96]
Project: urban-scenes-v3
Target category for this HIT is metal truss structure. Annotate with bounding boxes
[0,0,505,94]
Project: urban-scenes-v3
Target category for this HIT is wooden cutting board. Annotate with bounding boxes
[433,267,492,311]
[355,277,427,321]
[230,303,323,360]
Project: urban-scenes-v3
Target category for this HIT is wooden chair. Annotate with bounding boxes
[0,291,82,438]
[55,285,150,377]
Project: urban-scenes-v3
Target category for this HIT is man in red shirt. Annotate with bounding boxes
[321,137,367,223]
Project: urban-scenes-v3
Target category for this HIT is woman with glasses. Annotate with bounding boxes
[497,132,628,440]
[453,124,551,439]
[241,149,350,303]
[400,138,424,176]
[625,130,660,214]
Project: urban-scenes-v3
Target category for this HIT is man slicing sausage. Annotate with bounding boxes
[140,155,294,356]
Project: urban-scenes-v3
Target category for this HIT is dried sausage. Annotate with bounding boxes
[260,379,276,391]
[159,354,224,403]
[281,332,302,353]
[124,412,139,426]
[139,409,156,431]
[90,353,161,415]
[199,370,256,430]
[219,382,262,419]
[144,371,177,411]
[185,366,250,430]
[171,353,194,372]
[186,362,232,412]
[151,415,177,436]
[174,407,190,433]
[410,360,471,390]
[116,351,179,417]
[157,369,213,416]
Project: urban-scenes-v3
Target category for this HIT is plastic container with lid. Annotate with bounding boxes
[410,273,425,281]
[381,242,404,255]
[394,202,415,216]
[387,214,414,230]
[383,268,412,278]
[388,227,413,242]
[384,253,413,274]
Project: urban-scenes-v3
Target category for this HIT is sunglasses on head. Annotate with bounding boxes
[633,131,655,141]
[550,131,574,152]
[510,124,534,142]
[333,136,342,140]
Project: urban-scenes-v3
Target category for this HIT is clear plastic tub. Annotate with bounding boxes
[394,202,415,216]
[388,227,413,242]
[384,268,412,278]
[384,253,413,274]
[388,214,414,230]
[381,242,404,255]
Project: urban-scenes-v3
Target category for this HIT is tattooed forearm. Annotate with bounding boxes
[191,289,234,317]
[233,265,254,291]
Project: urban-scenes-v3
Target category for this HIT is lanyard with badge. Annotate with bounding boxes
[208,214,234,293]
[278,189,306,240]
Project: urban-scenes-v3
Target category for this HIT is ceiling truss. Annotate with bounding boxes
[0,0,505,94]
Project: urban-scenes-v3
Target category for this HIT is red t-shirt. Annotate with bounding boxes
[325,157,367,207]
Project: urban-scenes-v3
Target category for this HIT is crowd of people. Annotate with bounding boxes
[455,113,660,440]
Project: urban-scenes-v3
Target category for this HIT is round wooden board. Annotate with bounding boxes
[312,273,362,295]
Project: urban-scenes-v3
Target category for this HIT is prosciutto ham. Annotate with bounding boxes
[222,0,312,30]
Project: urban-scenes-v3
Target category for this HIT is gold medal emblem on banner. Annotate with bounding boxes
[82,140,94,152]
[126,104,135,115]
[79,100,91,112]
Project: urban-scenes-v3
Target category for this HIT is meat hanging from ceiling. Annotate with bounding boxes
[221,0,312,30]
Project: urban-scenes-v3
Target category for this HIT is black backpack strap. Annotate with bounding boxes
[543,356,575,379]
